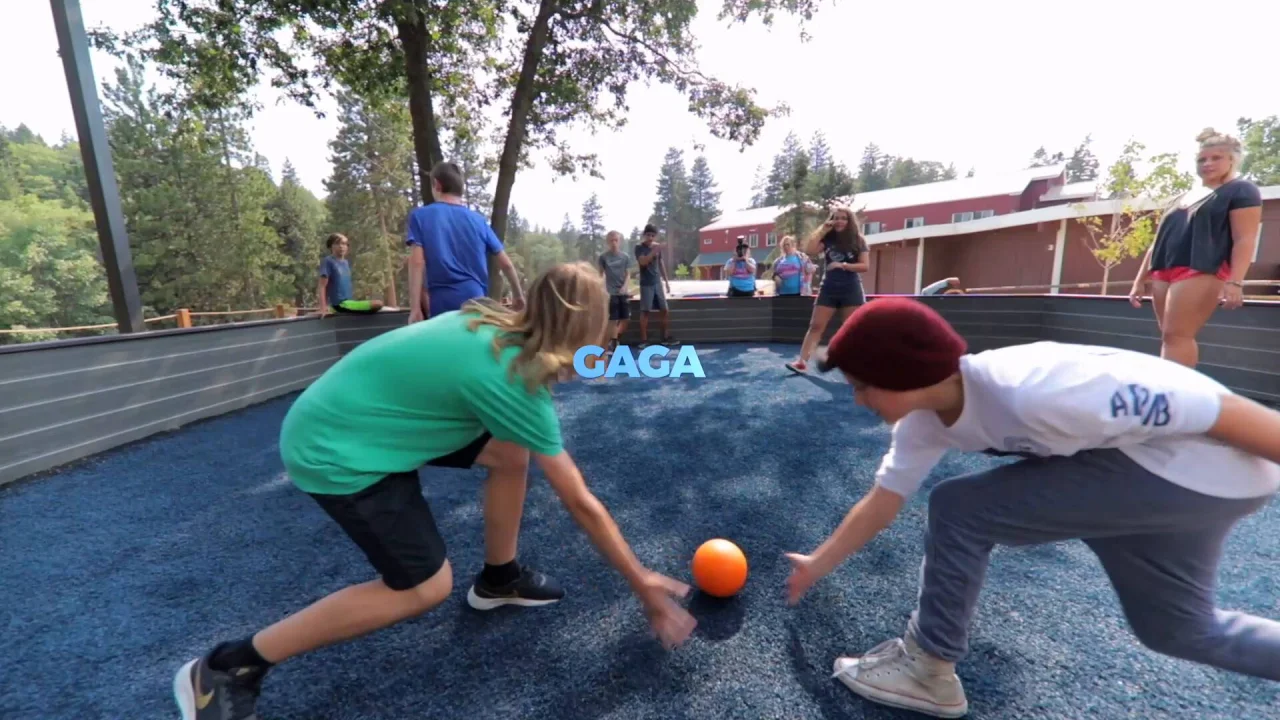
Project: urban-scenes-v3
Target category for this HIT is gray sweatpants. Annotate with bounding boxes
[908,448,1280,680]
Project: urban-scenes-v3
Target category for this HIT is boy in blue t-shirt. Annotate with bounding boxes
[318,233,385,316]
[405,162,525,322]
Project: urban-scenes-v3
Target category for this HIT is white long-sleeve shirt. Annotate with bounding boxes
[875,342,1280,500]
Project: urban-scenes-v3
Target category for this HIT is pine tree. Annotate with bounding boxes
[323,88,415,306]
[1065,134,1100,182]
[1029,146,1066,168]
[267,160,328,306]
[856,143,890,193]
[761,132,807,206]
[650,147,694,264]
[579,193,604,260]
[446,115,494,217]
[686,156,722,236]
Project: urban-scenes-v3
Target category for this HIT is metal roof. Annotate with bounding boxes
[837,164,1067,213]
[691,251,736,266]
[1040,181,1099,203]
[702,164,1069,232]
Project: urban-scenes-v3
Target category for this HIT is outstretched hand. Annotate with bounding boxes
[784,552,822,606]
[635,572,697,650]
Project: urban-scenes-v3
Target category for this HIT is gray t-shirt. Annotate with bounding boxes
[598,250,631,295]
[635,242,662,286]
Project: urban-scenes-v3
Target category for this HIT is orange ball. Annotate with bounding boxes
[691,538,749,597]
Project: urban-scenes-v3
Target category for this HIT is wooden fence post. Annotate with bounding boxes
[274,303,285,319]
[176,308,191,328]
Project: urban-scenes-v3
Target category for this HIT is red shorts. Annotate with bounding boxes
[1149,261,1231,284]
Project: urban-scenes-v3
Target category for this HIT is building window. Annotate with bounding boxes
[951,211,974,223]
[703,237,712,245]
[976,210,994,219]
[863,221,883,234]
[749,233,759,247]
[905,217,925,229]
[766,232,777,246]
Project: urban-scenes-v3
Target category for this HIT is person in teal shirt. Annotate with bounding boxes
[724,236,758,297]
[771,235,812,296]
[172,262,697,720]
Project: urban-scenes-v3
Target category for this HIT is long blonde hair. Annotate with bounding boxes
[463,262,609,391]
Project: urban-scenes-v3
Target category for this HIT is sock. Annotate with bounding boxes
[480,560,521,587]
[209,636,272,672]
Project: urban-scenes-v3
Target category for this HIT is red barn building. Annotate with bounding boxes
[695,164,1080,279]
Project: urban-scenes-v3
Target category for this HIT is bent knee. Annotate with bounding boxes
[1129,614,1216,661]
[408,560,453,612]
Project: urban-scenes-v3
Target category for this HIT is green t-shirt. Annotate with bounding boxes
[280,310,565,495]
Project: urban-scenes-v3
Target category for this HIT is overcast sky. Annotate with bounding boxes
[5,1,1278,234]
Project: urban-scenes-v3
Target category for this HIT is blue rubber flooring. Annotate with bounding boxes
[2,343,1277,719]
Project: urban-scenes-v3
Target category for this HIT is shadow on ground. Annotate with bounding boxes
[2,343,1276,719]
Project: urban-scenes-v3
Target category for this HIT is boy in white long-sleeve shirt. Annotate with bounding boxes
[784,296,1280,718]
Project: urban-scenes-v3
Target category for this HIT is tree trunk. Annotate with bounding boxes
[1101,264,1111,296]
[396,12,443,204]
[487,0,561,298]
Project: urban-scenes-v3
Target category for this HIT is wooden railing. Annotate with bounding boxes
[3,275,1279,338]
[0,304,308,336]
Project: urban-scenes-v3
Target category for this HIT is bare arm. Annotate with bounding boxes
[316,277,328,314]
[1227,206,1263,284]
[847,250,869,273]
[494,251,525,303]
[407,245,426,316]
[806,485,905,577]
[804,225,828,256]
[1206,393,1280,465]
[535,451,652,590]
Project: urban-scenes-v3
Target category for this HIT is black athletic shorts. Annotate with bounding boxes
[309,432,491,591]
[815,283,866,309]
[609,294,631,321]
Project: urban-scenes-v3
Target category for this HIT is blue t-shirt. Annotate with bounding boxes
[406,202,504,316]
[725,257,757,292]
[773,253,805,295]
[319,256,353,307]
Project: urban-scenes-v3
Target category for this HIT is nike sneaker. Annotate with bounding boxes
[173,651,265,720]
[466,566,565,610]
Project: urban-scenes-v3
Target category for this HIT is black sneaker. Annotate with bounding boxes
[173,651,266,720]
[466,566,565,610]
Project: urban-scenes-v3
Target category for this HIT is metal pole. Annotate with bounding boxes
[49,0,145,334]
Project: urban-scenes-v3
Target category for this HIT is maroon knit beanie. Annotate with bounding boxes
[817,297,967,391]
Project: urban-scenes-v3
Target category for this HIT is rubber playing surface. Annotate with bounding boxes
[2,343,1277,719]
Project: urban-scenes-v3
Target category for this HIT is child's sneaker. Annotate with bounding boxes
[832,635,968,718]
[173,652,266,720]
[785,360,808,374]
[467,566,565,610]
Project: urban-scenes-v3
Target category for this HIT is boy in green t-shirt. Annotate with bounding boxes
[173,262,696,720]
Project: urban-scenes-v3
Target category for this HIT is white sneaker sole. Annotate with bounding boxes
[833,657,969,718]
[173,659,198,720]
[466,585,562,611]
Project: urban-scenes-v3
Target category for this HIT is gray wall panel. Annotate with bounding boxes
[2,297,1277,486]
[0,319,338,486]
[2,327,335,411]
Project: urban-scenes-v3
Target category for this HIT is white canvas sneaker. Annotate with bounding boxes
[832,635,969,718]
